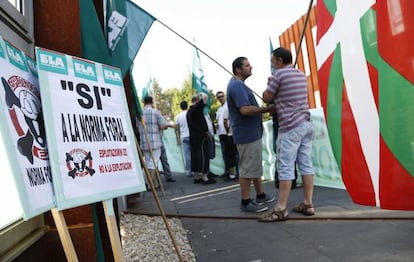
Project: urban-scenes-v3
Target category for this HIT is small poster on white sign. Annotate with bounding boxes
[36,47,145,210]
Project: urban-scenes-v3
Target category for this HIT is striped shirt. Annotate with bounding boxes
[138,105,168,150]
[266,65,310,133]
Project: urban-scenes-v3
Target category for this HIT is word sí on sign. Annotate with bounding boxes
[60,80,111,110]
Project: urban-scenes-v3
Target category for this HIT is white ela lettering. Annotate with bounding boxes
[7,46,24,65]
[107,10,128,50]
[40,54,64,68]
[104,69,121,81]
[74,63,95,76]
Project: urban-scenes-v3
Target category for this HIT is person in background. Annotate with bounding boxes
[138,96,172,189]
[187,93,216,185]
[216,91,237,181]
[175,100,192,177]
[226,56,275,212]
[222,98,239,181]
[159,140,176,182]
[204,112,216,160]
[216,91,229,177]
[259,47,315,222]
[204,111,218,178]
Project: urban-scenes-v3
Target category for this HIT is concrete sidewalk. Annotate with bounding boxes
[126,172,414,262]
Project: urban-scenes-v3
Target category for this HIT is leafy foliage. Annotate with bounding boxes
[150,73,220,124]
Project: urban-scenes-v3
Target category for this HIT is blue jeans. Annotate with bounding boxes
[181,137,192,176]
[160,142,172,177]
[277,121,314,180]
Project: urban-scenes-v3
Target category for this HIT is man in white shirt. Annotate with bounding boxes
[175,101,192,177]
[216,91,237,180]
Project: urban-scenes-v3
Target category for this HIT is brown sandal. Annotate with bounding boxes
[292,202,315,216]
[258,208,288,222]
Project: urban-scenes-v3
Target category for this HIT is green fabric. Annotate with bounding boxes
[192,47,211,113]
[106,0,155,77]
[79,0,112,65]
[129,66,143,120]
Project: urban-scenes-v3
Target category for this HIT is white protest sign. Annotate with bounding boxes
[0,36,55,222]
[35,47,145,210]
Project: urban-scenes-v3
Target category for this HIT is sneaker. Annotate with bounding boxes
[254,194,276,206]
[240,202,268,213]
[193,178,203,184]
[224,175,237,182]
[202,178,216,185]
[166,177,176,182]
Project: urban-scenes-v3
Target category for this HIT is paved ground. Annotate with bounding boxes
[125,172,414,262]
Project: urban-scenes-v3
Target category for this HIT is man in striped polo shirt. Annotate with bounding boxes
[259,47,315,222]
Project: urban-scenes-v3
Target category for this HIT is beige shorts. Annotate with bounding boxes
[144,148,161,170]
[236,138,263,179]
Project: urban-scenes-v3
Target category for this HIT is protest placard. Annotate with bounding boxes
[0,36,54,223]
[36,47,145,210]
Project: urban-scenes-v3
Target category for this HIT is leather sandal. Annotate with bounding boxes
[257,208,288,222]
[292,202,315,216]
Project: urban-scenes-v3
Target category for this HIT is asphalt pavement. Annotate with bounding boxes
[125,172,414,262]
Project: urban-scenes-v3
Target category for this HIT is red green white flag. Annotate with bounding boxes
[316,0,414,210]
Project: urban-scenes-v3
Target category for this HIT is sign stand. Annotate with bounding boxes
[51,208,79,262]
[103,199,125,262]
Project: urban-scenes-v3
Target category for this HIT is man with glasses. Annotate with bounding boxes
[227,57,275,212]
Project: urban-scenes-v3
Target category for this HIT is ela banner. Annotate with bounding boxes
[192,47,211,113]
[0,36,54,221]
[105,0,155,77]
[36,47,145,210]
[316,0,414,210]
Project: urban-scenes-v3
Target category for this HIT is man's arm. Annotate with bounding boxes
[239,105,274,116]
[262,90,274,104]
[174,123,181,145]
[224,119,230,133]
[158,110,172,130]
[199,92,208,103]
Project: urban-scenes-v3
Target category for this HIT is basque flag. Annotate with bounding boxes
[316,0,414,210]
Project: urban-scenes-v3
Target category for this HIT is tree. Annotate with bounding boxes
[150,73,220,124]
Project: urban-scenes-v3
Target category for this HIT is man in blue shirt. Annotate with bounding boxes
[227,57,275,212]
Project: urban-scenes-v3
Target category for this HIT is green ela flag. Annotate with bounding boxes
[192,47,211,113]
[80,0,155,120]
[106,0,155,77]
[106,0,155,120]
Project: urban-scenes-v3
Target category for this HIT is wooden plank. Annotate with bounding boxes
[103,200,125,262]
[51,208,79,262]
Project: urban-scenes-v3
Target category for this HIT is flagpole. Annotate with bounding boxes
[155,20,233,76]
[293,0,314,67]
[154,19,265,101]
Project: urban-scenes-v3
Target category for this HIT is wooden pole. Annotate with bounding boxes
[134,138,185,262]
[294,0,315,67]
